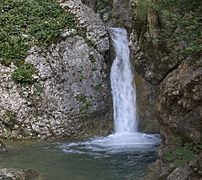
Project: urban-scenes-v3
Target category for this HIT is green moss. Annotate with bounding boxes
[0,0,77,66]
[11,63,36,83]
[1,59,12,67]
[80,100,92,113]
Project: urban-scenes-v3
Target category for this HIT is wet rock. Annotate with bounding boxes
[0,168,39,180]
[135,74,159,133]
[129,29,159,133]
[112,0,132,29]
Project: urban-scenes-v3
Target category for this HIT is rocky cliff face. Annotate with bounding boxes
[134,74,159,133]
[157,57,202,180]
[0,0,112,139]
[127,0,202,179]
[112,0,132,29]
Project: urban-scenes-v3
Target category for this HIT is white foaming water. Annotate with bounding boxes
[60,28,160,154]
[110,27,137,133]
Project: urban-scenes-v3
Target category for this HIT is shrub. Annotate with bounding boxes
[11,63,36,83]
[154,0,202,59]
[164,138,202,167]
[0,0,77,66]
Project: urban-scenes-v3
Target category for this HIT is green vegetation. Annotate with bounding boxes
[11,63,36,83]
[155,0,202,59]
[80,100,92,113]
[75,94,92,113]
[136,0,151,22]
[136,0,201,61]
[164,138,202,167]
[0,0,91,84]
[0,0,78,66]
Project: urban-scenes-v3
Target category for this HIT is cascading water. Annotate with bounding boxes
[110,28,137,133]
[0,28,161,180]
[60,28,160,154]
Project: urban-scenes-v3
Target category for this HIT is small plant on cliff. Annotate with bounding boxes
[75,94,92,113]
[164,138,202,167]
[136,0,151,22]
[11,63,36,83]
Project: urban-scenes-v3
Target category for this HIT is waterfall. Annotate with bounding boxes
[60,28,160,154]
[109,28,137,133]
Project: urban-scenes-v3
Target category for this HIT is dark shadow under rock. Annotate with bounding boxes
[0,141,6,153]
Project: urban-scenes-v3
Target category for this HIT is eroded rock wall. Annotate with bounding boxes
[134,74,159,133]
[157,57,202,179]
[129,0,202,179]
[112,0,132,29]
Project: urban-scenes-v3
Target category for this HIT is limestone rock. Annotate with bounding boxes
[81,0,96,10]
[112,0,132,29]
[130,5,180,85]
[0,168,39,180]
[156,57,202,179]
[0,0,112,139]
[59,0,109,53]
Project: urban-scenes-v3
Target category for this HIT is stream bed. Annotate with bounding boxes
[0,136,159,180]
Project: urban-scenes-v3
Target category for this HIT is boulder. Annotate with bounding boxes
[0,168,40,180]
[157,57,202,143]
[0,0,112,139]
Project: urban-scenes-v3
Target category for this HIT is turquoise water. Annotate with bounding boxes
[0,138,159,180]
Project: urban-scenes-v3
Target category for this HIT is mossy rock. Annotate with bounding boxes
[0,0,77,66]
